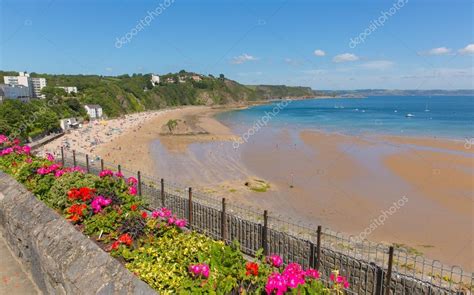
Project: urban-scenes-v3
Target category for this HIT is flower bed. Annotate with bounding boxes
[0,136,349,294]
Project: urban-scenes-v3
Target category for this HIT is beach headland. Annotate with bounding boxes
[39,105,473,271]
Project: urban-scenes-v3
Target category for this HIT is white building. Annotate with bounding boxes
[30,77,47,98]
[58,86,78,94]
[3,72,47,98]
[59,117,81,131]
[150,74,160,86]
[0,84,31,102]
[84,104,103,120]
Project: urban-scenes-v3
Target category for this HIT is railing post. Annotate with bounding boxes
[316,225,322,270]
[118,164,121,174]
[61,146,64,166]
[188,187,193,228]
[100,159,104,171]
[221,198,227,242]
[86,154,90,173]
[160,178,165,206]
[137,171,142,196]
[385,246,394,295]
[72,150,76,166]
[262,210,268,255]
[309,241,315,268]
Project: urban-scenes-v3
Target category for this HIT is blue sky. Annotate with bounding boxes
[1,0,473,89]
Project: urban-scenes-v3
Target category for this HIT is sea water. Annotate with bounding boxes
[217,96,474,140]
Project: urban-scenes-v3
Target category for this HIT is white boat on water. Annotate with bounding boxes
[406,113,415,118]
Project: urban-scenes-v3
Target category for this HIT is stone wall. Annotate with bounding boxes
[0,172,156,295]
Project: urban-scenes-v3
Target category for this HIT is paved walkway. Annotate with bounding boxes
[0,233,40,294]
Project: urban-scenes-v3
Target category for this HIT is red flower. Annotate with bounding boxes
[118,233,133,246]
[79,187,95,201]
[67,203,87,223]
[111,241,120,250]
[130,204,137,211]
[245,262,259,276]
[67,187,95,202]
[141,211,147,219]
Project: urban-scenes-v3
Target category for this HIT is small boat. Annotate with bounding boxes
[394,110,398,113]
[424,104,430,112]
[406,113,415,118]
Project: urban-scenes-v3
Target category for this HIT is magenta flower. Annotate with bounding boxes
[167,216,176,225]
[46,153,55,161]
[267,254,283,268]
[99,170,114,178]
[91,196,112,213]
[128,186,137,195]
[0,135,8,144]
[174,219,187,228]
[305,268,320,279]
[189,263,210,279]
[115,171,124,178]
[22,146,31,154]
[265,273,288,295]
[127,177,138,185]
[1,147,13,156]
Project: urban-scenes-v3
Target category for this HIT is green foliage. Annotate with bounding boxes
[84,209,122,238]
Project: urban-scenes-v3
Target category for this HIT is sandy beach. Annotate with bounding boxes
[39,106,473,270]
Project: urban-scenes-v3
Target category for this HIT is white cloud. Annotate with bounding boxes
[458,44,474,55]
[424,47,452,55]
[313,49,326,57]
[333,53,359,63]
[360,60,394,70]
[105,67,113,72]
[231,53,258,64]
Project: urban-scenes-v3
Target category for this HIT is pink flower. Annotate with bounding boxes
[46,153,55,161]
[25,158,32,163]
[37,167,49,175]
[99,170,114,178]
[91,196,112,214]
[175,219,187,228]
[0,135,8,144]
[189,263,210,279]
[265,273,287,295]
[22,146,31,154]
[115,171,124,178]
[127,177,138,185]
[128,186,137,196]
[267,254,283,268]
[0,147,13,156]
[305,268,320,279]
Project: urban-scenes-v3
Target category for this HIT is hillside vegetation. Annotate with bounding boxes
[0,70,322,140]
